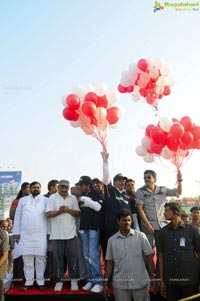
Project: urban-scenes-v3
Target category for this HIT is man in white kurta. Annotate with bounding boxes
[13,181,48,290]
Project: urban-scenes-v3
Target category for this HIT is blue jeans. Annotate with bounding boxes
[80,229,102,285]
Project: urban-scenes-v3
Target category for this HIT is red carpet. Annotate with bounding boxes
[5,282,113,301]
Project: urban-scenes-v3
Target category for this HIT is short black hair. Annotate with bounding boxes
[144,170,157,179]
[164,202,181,216]
[47,179,59,191]
[30,181,41,188]
[117,208,132,220]
[125,179,135,185]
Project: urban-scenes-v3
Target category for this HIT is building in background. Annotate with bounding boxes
[0,171,21,218]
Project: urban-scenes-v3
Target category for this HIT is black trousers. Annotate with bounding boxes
[166,284,200,301]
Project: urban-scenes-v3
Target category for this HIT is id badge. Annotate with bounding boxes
[180,237,185,247]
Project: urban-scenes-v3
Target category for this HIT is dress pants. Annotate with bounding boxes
[22,255,46,286]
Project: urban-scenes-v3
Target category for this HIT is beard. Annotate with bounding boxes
[32,190,40,197]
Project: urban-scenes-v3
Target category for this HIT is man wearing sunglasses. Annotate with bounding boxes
[135,170,182,277]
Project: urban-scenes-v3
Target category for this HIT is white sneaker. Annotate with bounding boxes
[54,282,63,291]
[71,280,78,291]
[90,284,103,293]
[82,282,93,290]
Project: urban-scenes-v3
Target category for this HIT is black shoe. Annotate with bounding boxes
[38,285,46,291]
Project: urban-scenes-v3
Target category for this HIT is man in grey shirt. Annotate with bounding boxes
[103,209,155,301]
[135,169,182,249]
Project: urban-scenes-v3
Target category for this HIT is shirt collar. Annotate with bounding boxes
[167,220,185,230]
[116,228,135,238]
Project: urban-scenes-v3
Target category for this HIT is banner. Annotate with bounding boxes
[0,171,22,218]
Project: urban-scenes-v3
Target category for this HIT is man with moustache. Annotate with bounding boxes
[135,170,182,249]
[103,209,155,301]
[46,180,80,292]
[13,181,48,291]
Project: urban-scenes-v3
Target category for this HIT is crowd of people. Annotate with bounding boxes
[1,154,200,301]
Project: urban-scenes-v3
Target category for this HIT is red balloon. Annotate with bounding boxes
[127,86,134,92]
[191,139,200,149]
[107,107,120,125]
[63,107,79,121]
[166,137,179,151]
[66,94,80,110]
[151,127,166,144]
[81,101,97,118]
[97,95,108,108]
[150,141,163,154]
[180,116,193,131]
[146,95,156,105]
[118,84,127,93]
[137,59,148,72]
[85,92,98,105]
[190,126,200,141]
[180,132,193,146]
[145,124,157,137]
[139,88,148,97]
[163,86,171,96]
[170,123,184,139]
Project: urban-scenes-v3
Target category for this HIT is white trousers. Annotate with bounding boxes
[22,255,46,286]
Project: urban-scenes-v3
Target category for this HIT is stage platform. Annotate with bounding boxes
[5,283,165,301]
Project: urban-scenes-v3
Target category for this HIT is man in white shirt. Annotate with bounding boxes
[13,181,48,291]
[46,180,80,292]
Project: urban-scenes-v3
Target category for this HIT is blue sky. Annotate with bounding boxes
[1,0,200,196]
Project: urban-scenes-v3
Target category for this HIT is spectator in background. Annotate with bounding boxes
[9,182,30,221]
[125,179,140,231]
[190,206,200,232]
[6,219,14,275]
[0,220,14,276]
[181,211,190,224]
[43,179,59,283]
[0,228,9,301]
[13,181,48,291]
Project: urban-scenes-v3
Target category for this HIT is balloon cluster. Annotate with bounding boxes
[62,83,121,154]
[136,116,200,169]
[118,57,175,110]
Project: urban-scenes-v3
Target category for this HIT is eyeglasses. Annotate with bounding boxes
[144,176,152,180]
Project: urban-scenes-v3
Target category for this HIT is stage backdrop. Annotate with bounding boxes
[0,171,22,218]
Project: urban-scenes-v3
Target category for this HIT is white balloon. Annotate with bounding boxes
[94,82,107,96]
[61,94,67,107]
[141,136,152,149]
[128,63,138,81]
[136,145,147,156]
[159,116,173,132]
[106,87,120,104]
[69,120,80,128]
[143,154,154,163]
[160,64,171,76]
[149,68,159,79]
[157,75,168,87]
[84,84,95,94]
[168,76,175,86]
[120,71,133,87]
[154,57,165,69]
[147,58,154,70]
[71,84,86,100]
